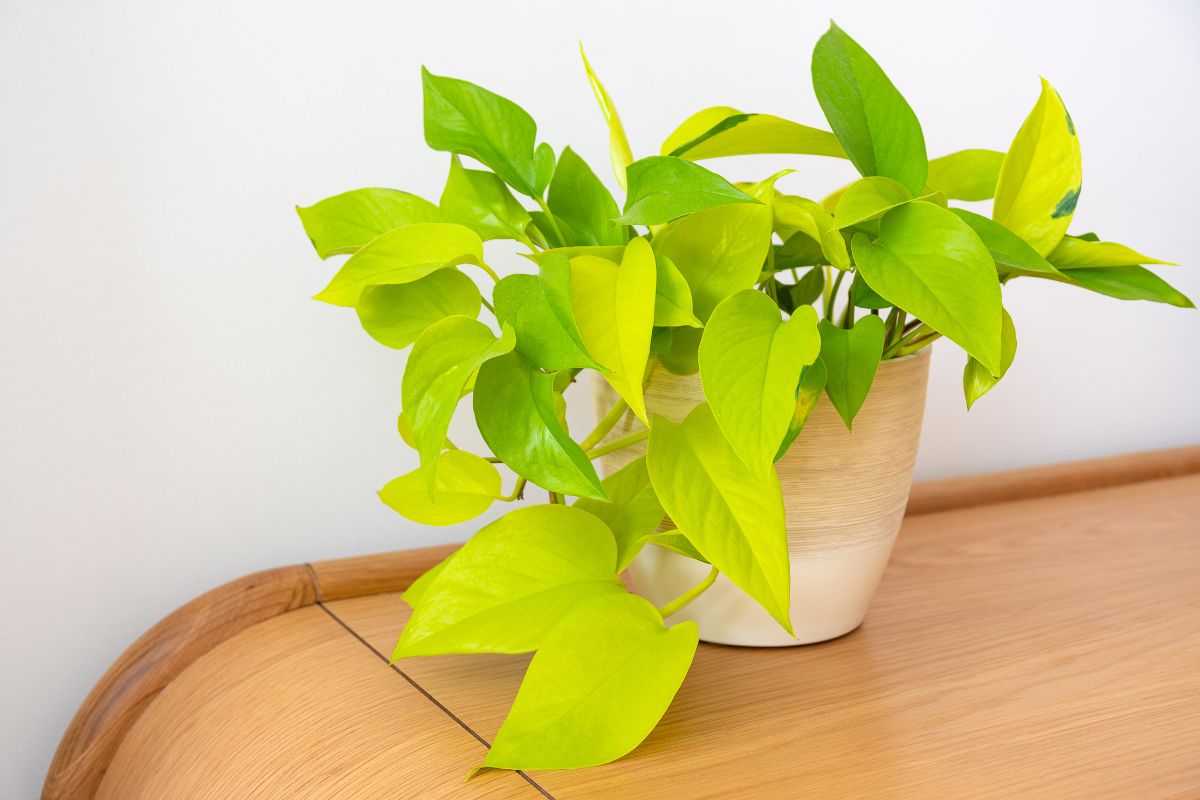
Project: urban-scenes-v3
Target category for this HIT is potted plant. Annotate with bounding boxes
[296,24,1191,772]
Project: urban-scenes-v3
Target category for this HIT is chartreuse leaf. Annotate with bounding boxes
[493,253,603,371]
[314,223,484,307]
[616,156,759,226]
[642,531,708,564]
[774,195,850,269]
[1059,266,1194,308]
[570,239,657,424]
[926,149,1005,201]
[653,254,702,328]
[819,316,885,429]
[964,309,1017,409]
[699,291,820,477]
[646,403,792,634]
[394,505,623,658]
[580,45,635,190]
[474,352,608,500]
[401,555,450,609]
[663,106,845,160]
[355,269,481,349]
[1047,235,1175,268]
[950,208,1062,277]
[653,203,773,320]
[992,78,1082,256]
[439,156,531,241]
[296,188,440,258]
[832,176,914,229]
[402,318,515,492]
[812,23,927,195]
[852,202,1004,373]
[775,358,828,460]
[483,592,697,770]
[548,147,624,246]
[379,450,502,526]
[575,456,665,571]
[421,67,552,197]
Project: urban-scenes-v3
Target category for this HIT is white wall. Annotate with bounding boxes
[2,0,1197,794]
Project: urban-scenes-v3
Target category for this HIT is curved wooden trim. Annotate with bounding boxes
[43,447,1200,798]
[906,444,1200,516]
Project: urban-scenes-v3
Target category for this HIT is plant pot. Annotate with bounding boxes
[593,347,931,647]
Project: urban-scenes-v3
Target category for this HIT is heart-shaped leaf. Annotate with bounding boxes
[950,208,1062,278]
[775,357,828,460]
[494,253,603,371]
[663,106,845,161]
[964,309,1017,409]
[438,155,531,241]
[575,456,665,571]
[379,450,502,526]
[394,505,623,657]
[355,269,481,349]
[296,188,440,259]
[548,146,624,246]
[926,149,1005,201]
[616,156,759,226]
[818,316,885,429]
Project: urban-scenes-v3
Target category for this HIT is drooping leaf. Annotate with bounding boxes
[547,146,625,246]
[421,67,552,197]
[662,106,845,161]
[575,456,665,571]
[699,291,820,477]
[653,254,702,328]
[438,155,531,241]
[775,358,828,460]
[314,222,484,307]
[653,203,773,320]
[818,316,885,429]
[774,195,850,269]
[1047,235,1175,268]
[963,309,1017,409]
[473,352,608,500]
[402,318,515,491]
[926,149,1005,201]
[355,269,481,349]
[296,188,440,259]
[646,403,792,634]
[852,202,1003,373]
[493,253,603,371]
[379,450,502,526]
[482,592,697,770]
[394,505,622,657]
[616,156,759,226]
[651,326,703,375]
[641,531,709,564]
[950,208,1062,277]
[570,240,657,423]
[992,78,1082,256]
[832,176,914,229]
[811,23,927,194]
[580,45,635,190]
[1058,266,1195,308]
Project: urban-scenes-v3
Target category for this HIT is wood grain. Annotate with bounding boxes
[310,543,456,602]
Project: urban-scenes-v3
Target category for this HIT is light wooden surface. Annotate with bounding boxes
[82,464,1200,799]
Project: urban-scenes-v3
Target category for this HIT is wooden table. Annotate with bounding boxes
[44,448,1200,799]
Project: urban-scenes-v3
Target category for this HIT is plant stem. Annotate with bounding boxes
[480,296,495,314]
[586,428,649,460]
[517,233,541,253]
[473,262,501,284]
[548,491,561,504]
[656,565,719,619]
[824,269,846,322]
[579,398,629,452]
[534,197,567,245]
[499,477,527,502]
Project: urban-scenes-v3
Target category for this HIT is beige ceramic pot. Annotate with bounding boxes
[593,347,931,646]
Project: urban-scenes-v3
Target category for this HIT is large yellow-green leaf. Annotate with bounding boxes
[616,156,759,226]
[652,254,702,328]
[699,291,820,477]
[818,317,885,429]
[296,188,440,259]
[493,253,602,371]
[483,592,697,770]
[574,456,665,571]
[355,269,481,349]
[646,403,792,634]
[811,23,927,194]
[314,222,484,307]
[1048,235,1174,268]
[774,195,850,269]
[852,202,1003,374]
[473,352,608,500]
[775,358,828,459]
[401,317,515,492]
[547,146,624,247]
[394,505,623,657]
[580,45,634,190]
[570,239,657,424]
[1059,266,1194,308]
[378,450,502,526]
[950,209,1062,277]
[662,106,845,160]
[438,155,531,242]
[992,78,1082,256]
[926,149,1005,201]
[963,309,1017,409]
[653,203,773,320]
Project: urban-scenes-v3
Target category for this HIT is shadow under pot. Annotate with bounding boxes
[593,347,931,647]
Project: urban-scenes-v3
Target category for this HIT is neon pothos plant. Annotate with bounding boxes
[297,25,1190,773]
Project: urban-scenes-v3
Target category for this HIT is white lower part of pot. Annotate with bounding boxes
[627,534,898,646]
